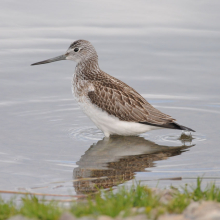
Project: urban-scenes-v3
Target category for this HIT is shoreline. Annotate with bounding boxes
[1,178,220,220]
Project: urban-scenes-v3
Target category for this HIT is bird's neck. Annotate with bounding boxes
[75,57,100,79]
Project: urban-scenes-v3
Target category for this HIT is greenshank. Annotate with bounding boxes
[31,40,195,137]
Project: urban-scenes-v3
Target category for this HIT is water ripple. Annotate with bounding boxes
[68,126,206,146]
[68,126,104,141]
[155,133,206,146]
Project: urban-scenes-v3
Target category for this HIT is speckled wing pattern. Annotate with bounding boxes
[87,71,183,130]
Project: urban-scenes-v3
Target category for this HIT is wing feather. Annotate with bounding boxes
[87,75,175,126]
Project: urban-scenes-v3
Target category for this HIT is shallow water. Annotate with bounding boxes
[1,0,220,198]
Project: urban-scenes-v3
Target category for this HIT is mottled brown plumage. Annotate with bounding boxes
[87,71,175,126]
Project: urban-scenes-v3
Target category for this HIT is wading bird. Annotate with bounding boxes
[32,40,194,137]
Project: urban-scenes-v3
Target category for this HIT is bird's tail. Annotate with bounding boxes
[172,122,195,132]
[139,121,195,132]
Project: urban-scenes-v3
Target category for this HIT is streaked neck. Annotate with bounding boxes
[76,56,100,77]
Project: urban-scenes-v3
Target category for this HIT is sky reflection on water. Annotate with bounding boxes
[0,0,220,197]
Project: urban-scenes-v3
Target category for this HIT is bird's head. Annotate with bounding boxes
[31,39,98,66]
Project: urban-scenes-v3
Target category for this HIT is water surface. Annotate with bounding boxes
[0,0,220,198]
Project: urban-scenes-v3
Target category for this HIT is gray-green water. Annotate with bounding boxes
[0,0,220,197]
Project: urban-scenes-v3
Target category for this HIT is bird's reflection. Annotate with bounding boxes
[73,135,194,194]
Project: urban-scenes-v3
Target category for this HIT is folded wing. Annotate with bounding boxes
[87,77,176,128]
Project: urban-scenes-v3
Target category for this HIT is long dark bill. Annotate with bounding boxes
[31,55,66,66]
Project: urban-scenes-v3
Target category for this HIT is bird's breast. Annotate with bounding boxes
[72,73,94,104]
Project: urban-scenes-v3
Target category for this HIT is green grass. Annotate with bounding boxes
[1,178,220,220]
[71,185,159,218]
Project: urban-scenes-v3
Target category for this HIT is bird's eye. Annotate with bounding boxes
[74,48,79,52]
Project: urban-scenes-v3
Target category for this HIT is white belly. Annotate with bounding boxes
[79,98,160,137]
